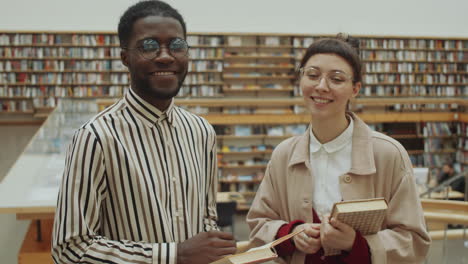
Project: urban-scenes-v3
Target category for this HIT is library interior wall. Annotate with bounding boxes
[1,0,467,37]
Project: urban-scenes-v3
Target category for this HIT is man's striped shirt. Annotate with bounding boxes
[52,88,218,264]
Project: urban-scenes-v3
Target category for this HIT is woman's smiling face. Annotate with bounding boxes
[300,53,361,121]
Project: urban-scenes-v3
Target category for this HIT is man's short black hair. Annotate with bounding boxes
[118,0,187,48]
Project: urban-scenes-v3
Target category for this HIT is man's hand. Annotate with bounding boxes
[292,223,321,254]
[177,230,237,264]
[321,215,356,252]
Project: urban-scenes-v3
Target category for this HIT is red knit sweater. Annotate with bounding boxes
[274,209,371,264]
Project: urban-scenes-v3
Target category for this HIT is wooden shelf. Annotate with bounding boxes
[219,150,273,155]
[0,110,34,115]
[184,82,224,86]
[224,45,294,49]
[224,65,294,70]
[0,43,120,48]
[358,112,460,123]
[363,71,467,74]
[217,135,291,140]
[224,55,295,60]
[219,179,262,183]
[0,82,129,86]
[361,59,468,63]
[390,134,458,139]
[200,112,466,125]
[363,83,467,86]
[1,70,220,74]
[0,96,32,100]
[352,97,468,106]
[219,165,267,169]
[175,97,466,107]
[202,114,309,124]
[223,75,295,80]
[0,119,45,125]
[190,57,223,61]
[295,46,467,52]
[223,88,293,93]
[175,97,302,107]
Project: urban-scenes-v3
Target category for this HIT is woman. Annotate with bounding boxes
[246,34,430,263]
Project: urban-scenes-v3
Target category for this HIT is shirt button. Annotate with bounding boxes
[172,177,177,182]
[344,175,352,183]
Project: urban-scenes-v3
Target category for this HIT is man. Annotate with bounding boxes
[51,1,237,263]
[437,163,455,184]
[438,163,466,195]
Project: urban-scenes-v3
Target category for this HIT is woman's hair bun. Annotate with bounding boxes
[336,32,360,55]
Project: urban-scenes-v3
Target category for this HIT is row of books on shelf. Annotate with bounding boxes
[456,151,468,163]
[178,86,221,97]
[415,153,458,167]
[422,122,456,136]
[223,73,292,78]
[185,106,299,115]
[1,47,121,58]
[458,138,468,151]
[364,62,467,73]
[0,97,58,111]
[360,50,466,61]
[1,72,130,84]
[225,36,291,47]
[0,86,125,97]
[360,39,467,50]
[186,104,463,115]
[188,48,223,59]
[188,61,223,71]
[185,73,222,84]
[219,179,261,193]
[2,61,467,80]
[220,159,269,167]
[2,71,466,88]
[186,36,223,46]
[1,85,463,99]
[361,85,464,97]
[0,60,126,71]
[217,124,308,137]
[225,51,293,57]
[0,34,119,46]
[363,74,466,84]
[0,100,32,112]
[3,34,466,51]
[219,145,274,153]
[224,84,290,90]
[458,123,468,137]
[424,139,456,152]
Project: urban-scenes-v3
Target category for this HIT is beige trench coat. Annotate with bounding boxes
[247,113,431,264]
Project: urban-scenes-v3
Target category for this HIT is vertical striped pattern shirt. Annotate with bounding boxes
[52,88,218,264]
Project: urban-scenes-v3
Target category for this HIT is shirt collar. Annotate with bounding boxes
[289,113,376,175]
[309,118,354,154]
[125,88,176,127]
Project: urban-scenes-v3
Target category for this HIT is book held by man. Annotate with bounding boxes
[210,229,304,264]
[324,197,388,256]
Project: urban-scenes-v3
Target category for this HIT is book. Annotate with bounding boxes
[324,197,388,256]
[210,229,303,264]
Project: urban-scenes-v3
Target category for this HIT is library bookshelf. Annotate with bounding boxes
[1,31,467,209]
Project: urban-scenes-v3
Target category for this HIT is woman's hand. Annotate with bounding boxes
[292,223,322,254]
[321,215,356,252]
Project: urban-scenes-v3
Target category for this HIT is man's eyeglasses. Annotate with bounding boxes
[123,38,189,60]
[299,67,354,89]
